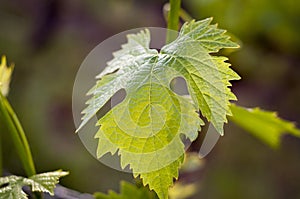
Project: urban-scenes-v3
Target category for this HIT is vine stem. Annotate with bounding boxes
[163,3,192,23]
[0,93,36,177]
[166,0,181,44]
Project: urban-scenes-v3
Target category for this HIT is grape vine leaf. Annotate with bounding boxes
[230,104,300,148]
[78,18,239,198]
[94,181,158,199]
[0,170,69,199]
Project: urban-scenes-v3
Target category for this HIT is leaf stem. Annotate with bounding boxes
[0,93,36,177]
[179,7,193,22]
[3,97,36,175]
[166,0,181,44]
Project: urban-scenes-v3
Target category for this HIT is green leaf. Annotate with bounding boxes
[230,104,300,148]
[79,18,239,198]
[94,181,158,199]
[0,170,69,199]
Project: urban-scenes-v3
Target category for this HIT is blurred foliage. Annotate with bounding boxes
[168,183,197,199]
[230,104,300,148]
[185,0,300,54]
[0,0,300,198]
[168,153,204,199]
[94,181,158,199]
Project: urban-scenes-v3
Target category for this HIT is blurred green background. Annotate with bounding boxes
[1,0,300,198]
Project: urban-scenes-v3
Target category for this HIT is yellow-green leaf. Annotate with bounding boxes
[79,18,239,198]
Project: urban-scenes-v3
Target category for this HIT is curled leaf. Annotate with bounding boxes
[0,55,14,96]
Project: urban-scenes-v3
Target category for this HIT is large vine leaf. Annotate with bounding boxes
[230,104,300,148]
[0,170,69,199]
[79,18,239,199]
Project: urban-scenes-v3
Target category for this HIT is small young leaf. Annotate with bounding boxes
[79,18,239,198]
[0,170,69,199]
[230,104,300,148]
[0,55,14,96]
[28,170,69,195]
[94,181,158,199]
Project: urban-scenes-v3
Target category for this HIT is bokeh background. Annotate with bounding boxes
[1,0,300,198]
